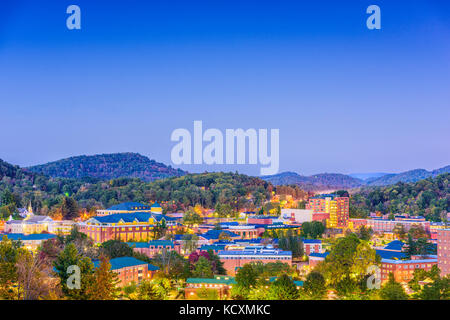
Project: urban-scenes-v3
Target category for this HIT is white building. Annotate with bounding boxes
[4,215,54,234]
[281,209,313,223]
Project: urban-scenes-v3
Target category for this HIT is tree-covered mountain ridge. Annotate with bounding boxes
[262,165,450,190]
[27,152,186,182]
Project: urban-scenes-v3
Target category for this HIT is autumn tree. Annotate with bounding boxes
[86,256,119,300]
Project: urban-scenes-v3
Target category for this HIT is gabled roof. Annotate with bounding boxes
[375,249,407,260]
[89,212,154,224]
[384,240,405,251]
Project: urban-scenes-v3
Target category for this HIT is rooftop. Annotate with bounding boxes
[93,256,160,271]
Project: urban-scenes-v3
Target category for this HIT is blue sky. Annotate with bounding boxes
[0,0,449,176]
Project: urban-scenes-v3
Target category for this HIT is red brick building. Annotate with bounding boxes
[218,248,292,275]
[437,228,450,276]
[93,257,159,287]
[380,256,437,283]
[127,240,181,258]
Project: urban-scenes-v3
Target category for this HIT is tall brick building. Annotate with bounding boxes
[437,228,450,276]
[306,194,349,228]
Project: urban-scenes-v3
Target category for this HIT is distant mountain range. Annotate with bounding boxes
[262,165,450,191]
[27,152,186,182]
[348,172,390,180]
[8,152,450,191]
[261,172,363,191]
[364,166,450,186]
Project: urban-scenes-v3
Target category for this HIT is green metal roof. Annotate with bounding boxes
[186,276,237,285]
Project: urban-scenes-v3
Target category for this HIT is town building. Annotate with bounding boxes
[437,228,450,276]
[1,233,57,251]
[96,202,152,217]
[380,256,437,283]
[127,240,181,258]
[365,217,430,234]
[48,220,76,235]
[218,247,292,275]
[4,215,54,234]
[93,256,159,287]
[303,239,322,256]
[306,195,349,228]
[79,212,176,243]
[308,252,329,268]
[185,275,236,299]
[280,209,313,223]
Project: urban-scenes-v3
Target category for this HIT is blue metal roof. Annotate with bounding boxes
[303,239,322,244]
[93,212,154,223]
[202,230,239,240]
[383,240,406,251]
[375,249,407,260]
[2,233,57,241]
[93,256,160,271]
[309,252,329,258]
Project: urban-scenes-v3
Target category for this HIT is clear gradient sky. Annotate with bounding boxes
[0,0,449,176]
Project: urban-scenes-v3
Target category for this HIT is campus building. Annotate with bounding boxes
[79,212,176,243]
[93,256,159,287]
[437,228,450,276]
[380,256,437,283]
[185,275,236,299]
[1,233,57,251]
[4,215,54,234]
[365,217,430,234]
[306,195,349,228]
[127,240,181,258]
[303,239,322,256]
[96,202,152,217]
[218,247,292,275]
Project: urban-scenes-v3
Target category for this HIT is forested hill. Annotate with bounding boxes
[366,166,450,186]
[27,153,186,182]
[0,158,39,186]
[261,171,363,191]
[1,156,273,218]
[350,173,450,221]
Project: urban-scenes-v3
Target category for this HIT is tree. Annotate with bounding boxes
[266,274,299,300]
[87,256,119,300]
[356,226,373,241]
[196,288,219,300]
[152,250,187,279]
[192,256,213,278]
[182,234,199,254]
[0,236,23,299]
[100,240,133,259]
[323,234,379,298]
[61,197,79,220]
[301,221,325,239]
[16,250,53,300]
[136,280,159,300]
[232,263,258,299]
[417,266,450,300]
[379,273,408,300]
[303,271,327,299]
[53,243,95,299]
